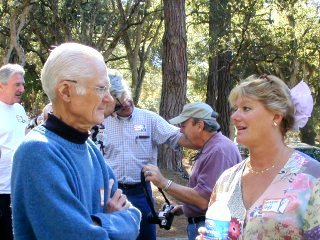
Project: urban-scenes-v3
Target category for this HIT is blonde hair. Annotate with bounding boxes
[229,74,294,135]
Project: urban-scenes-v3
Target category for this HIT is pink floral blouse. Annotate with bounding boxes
[209,151,320,239]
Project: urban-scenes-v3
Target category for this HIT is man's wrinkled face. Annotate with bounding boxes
[0,73,25,105]
[63,64,115,132]
[179,118,204,149]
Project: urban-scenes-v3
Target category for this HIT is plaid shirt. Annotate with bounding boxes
[102,107,181,184]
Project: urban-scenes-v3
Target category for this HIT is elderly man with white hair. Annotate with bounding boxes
[11,43,141,240]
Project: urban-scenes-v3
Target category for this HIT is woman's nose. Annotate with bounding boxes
[231,109,240,122]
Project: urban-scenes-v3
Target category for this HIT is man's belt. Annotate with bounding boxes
[118,182,143,190]
[187,216,206,224]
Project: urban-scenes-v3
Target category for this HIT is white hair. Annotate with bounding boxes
[108,69,132,100]
[41,42,106,102]
[0,64,25,84]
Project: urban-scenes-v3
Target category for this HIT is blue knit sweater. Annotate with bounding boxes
[11,115,141,240]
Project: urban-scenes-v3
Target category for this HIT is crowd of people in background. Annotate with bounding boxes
[0,42,319,240]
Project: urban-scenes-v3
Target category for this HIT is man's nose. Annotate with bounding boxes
[19,84,25,93]
[103,92,114,102]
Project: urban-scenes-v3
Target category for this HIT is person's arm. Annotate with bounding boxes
[150,113,196,149]
[177,134,198,149]
[150,113,183,148]
[92,178,141,240]
[143,164,208,210]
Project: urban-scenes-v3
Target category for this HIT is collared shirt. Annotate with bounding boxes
[102,107,181,184]
[183,132,242,217]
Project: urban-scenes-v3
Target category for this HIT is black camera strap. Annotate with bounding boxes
[158,188,171,206]
[140,170,158,219]
[140,170,172,218]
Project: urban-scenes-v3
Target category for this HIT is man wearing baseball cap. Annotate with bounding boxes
[143,102,242,240]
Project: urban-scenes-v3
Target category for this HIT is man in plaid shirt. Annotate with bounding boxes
[102,69,190,240]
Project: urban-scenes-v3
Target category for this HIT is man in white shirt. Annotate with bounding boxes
[0,63,27,240]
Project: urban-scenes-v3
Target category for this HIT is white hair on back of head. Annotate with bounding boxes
[41,42,106,102]
[0,64,25,84]
[108,69,132,100]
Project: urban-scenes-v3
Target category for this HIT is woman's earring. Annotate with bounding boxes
[273,121,278,127]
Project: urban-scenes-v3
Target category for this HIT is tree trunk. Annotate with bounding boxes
[158,0,187,170]
[300,119,316,145]
[3,0,32,65]
[215,52,232,137]
[206,0,232,137]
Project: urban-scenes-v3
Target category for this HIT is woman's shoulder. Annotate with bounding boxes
[292,150,320,178]
[217,160,246,183]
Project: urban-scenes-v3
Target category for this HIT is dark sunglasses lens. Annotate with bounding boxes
[114,104,122,112]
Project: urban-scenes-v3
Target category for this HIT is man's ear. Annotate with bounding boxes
[56,82,72,102]
[197,120,205,131]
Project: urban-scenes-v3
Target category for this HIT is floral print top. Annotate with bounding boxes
[209,151,320,240]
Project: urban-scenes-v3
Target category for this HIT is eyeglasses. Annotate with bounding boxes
[64,80,109,98]
[114,98,123,112]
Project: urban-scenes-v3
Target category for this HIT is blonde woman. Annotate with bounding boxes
[197,74,319,239]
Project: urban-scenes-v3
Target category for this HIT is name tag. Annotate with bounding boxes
[134,124,146,132]
[262,198,289,213]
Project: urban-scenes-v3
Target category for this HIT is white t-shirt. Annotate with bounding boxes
[0,101,28,193]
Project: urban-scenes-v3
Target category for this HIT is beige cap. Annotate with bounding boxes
[169,102,218,125]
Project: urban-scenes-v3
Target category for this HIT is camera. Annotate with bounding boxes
[140,169,174,230]
[147,203,174,230]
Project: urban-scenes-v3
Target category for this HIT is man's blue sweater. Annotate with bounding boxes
[11,115,141,240]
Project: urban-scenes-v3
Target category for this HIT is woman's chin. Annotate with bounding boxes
[236,137,246,145]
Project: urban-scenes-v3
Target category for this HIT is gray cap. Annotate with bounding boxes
[169,102,218,124]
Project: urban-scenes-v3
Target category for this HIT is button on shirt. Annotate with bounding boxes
[102,107,181,184]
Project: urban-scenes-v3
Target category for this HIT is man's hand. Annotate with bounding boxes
[143,164,168,189]
[106,179,131,213]
[171,204,183,216]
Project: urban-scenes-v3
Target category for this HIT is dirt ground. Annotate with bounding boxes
[153,162,192,238]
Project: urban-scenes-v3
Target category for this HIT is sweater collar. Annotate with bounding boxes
[44,113,89,144]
